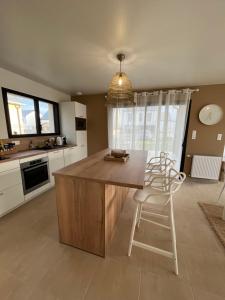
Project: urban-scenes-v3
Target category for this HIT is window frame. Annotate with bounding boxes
[2,87,60,138]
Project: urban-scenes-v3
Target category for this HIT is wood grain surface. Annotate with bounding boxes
[53,149,147,189]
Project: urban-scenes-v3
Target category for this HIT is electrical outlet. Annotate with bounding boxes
[12,140,20,145]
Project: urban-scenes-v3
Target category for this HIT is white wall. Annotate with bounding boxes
[0,67,71,139]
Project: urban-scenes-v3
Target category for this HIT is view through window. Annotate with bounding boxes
[3,88,59,137]
[7,93,37,135]
[109,103,188,169]
[39,101,55,134]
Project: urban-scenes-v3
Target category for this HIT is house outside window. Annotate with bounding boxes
[2,88,60,138]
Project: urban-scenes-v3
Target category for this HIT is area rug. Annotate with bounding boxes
[198,202,225,249]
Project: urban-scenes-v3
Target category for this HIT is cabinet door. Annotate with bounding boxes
[60,102,76,144]
[48,150,65,185]
[81,104,86,118]
[78,145,87,160]
[63,149,70,167]
[64,147,80,166]
[76,131,87,146]
[0,168,22,191]
[70,147,80,164]
[0,184,24,217]
[75,102,86,118]
[0,160,20,173]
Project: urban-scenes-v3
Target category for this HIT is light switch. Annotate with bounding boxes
[192,130,197,140]
[217,134,223,141]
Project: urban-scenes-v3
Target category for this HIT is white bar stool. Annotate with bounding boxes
[145,157,176,186]
[146,152,169,173]
[128,169,186,275]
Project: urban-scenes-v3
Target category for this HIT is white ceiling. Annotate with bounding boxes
[1,0,225,95]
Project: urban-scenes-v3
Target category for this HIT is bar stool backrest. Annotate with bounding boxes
[163,158,176,174]
[160,151,169,159]
[163,168,186,194]
[147,152,168,167]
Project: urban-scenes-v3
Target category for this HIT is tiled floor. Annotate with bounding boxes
[0,179,225,299]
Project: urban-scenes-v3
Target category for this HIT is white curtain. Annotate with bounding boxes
[108,89,193,169]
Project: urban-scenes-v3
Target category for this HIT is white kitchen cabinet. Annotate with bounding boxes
[75,102,86,118]
[0,160,24,217]
[0,167,23,190]
[48,150,65,186]
[78,145,87,160]
[60,101,87,154]
[0,184,24,217]
[76,131,87,160]
[63,146,80,166]
[60,102,76,144]
[76,131,87,146]
[0,159,20,173]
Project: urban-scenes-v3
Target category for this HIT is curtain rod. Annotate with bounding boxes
[136,88,199,96]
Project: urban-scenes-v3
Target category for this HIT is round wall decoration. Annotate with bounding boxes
[199,104,223,125]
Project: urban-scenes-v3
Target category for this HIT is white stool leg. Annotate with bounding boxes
[170,197,178,275]
[128,203,139,256]
[137,203,143,228]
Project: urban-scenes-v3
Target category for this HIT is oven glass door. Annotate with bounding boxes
[23,162,49,194]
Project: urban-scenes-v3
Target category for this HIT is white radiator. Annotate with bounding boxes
[191,155,222,180]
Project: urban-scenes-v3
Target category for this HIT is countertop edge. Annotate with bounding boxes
[53,172,144,189]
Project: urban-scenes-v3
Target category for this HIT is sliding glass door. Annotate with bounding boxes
[108,92,190,170]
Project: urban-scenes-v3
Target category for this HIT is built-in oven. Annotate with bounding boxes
[20,157,49,195]
[75,117,86,131]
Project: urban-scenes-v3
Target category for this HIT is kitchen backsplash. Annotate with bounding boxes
[0,136,58,152]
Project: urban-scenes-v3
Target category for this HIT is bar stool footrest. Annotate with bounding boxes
[132,240,174,259]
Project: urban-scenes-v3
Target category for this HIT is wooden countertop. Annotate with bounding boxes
[53,149,147,189]
[0,145,76,163]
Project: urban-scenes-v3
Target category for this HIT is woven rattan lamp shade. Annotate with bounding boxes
[107,72,134,105]
[106,53,134,105]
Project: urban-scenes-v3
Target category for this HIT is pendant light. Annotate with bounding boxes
[106,53,134,105]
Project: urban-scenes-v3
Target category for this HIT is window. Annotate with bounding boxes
[39,101,55,134]
[7,93,37,135]
[2,88,60,137]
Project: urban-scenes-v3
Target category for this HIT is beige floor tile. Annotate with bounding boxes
[0,230,65,284]
[140,270,194,300]
[192,288,225,300]
[109,215,189,279]
[181,244,225,297]
[27,248,101,300]
[0,180,224,300]
[175,214,224,253]
[6,284,59,300]
[84,258,140,300]
[0,269,23,299]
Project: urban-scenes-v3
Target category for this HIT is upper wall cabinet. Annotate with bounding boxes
[60,101,87,145]
[75,102,86,118]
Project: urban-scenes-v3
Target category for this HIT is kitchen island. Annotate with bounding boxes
[53,149,147,257]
